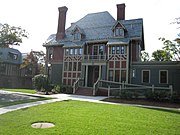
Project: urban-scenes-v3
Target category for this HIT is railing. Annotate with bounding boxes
[73,78,84,94]
[93,78,100,96]
[83,55,106,62]
[98,80,173,97]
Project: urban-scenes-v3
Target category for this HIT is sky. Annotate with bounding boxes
[0,0,179,55]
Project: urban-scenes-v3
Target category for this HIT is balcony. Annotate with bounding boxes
[82,55,107,64]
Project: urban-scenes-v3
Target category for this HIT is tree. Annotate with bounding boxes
[141,51,150,61]
[152,49,172,61]
[0,23,28,47]
[21,50,46,75]
[159,37,180,61]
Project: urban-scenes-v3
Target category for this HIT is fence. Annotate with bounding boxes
[97,80,173,98]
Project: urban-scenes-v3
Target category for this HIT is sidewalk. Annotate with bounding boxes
[0,90,107,115]
[0,90,179,115]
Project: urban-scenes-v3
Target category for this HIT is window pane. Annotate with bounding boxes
[70,49,73,55]
[65,49,69,55]
[79,48,83,55]
[109,70,113,81]
[121,46,124,54]
[115,61,120,68]
[74,49,78,55]
[99,45,104,55]
[112,46,115,54]
[69,62,72,71]
[64,62,68,71]
[160,71,167,83]
[115,28,119,36]
[115,70,120,82]
[73,62,77,71]
[93,46,98,55]
[121,70,126,82]
[78,62,81,71]
[119,28,123,36]
[142,70,149,83]
[116,46,120,54]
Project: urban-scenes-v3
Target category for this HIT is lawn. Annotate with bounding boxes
[0,100,179,135]
[1,88,36,94]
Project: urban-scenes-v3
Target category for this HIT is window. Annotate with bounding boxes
[64,62,68,71]
[65,49,69,55]
[112,46,115,54]
[115,70,120,82]
[74,32,81,40]
[79,48,83,55]
[93,46,98,55]
[115,27,124,37]
[121,70,126,82]
[70,49,73,55]
[109,70,113,81]
[74,48,77,55]
[116,46,120,54]
[69,62,72,71]
[132,69,136,78]
[8,52,18,60]
[78,62,81,71]
[159,70,168,84]
[121,46,124,54]
[142,70,150,83]
[73,62,77,71]
[99,45,104,55]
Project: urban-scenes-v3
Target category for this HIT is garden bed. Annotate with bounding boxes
[102,98,180,108]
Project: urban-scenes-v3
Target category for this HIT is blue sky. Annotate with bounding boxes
[0,0,179,55]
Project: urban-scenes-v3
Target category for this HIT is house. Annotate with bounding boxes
[0,48,37,88]
[43,4,180,96]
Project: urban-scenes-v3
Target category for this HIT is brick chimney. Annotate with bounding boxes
[56,6,68,41]
[117,4,125,20]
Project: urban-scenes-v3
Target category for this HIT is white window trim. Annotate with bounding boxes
[141,70,150,83]
[159,70,168,84]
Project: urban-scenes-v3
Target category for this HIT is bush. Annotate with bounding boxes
[51,84,73,94]
[32,74,48,92]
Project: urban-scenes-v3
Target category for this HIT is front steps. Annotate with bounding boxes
[75,87,108,96]
[75,87,93,96]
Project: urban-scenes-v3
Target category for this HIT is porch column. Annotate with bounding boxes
[99,65,102,79]
[85,65,88,87]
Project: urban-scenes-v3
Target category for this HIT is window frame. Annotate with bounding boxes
[159,70,168,84]
[142,70,150,83]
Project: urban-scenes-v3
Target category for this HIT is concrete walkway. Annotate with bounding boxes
[0,90,179,115]
[0,90,107,115]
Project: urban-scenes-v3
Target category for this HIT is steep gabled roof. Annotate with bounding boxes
[44,11,144,48]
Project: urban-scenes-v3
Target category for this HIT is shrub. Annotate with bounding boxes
[32,74,48,92]
[51,84,73,94]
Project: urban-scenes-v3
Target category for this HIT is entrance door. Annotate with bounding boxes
[87,66,99,87]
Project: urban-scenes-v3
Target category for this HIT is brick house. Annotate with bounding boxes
[43,4,180,96]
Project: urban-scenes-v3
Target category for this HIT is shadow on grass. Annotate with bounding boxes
[142,107,180,115]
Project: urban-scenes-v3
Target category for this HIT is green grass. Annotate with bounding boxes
[1,88,36,94]
[0,100,179,135]
[0,97,52,108]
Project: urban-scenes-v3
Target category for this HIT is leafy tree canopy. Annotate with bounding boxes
[0,23,28,47]
[152,49,172,61]
[159,37,180,61]
[141,51,150,61]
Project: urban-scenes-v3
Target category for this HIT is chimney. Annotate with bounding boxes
[56,6,68,41]
[117,4,125,20]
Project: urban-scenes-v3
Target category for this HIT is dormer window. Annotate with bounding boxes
[74,32,81,40]
[72,25,85,41]
[115,27,124,37]
[112,21,126,37]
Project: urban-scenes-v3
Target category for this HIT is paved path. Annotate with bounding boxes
[0,90,107,115]
[0,90,179,115]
